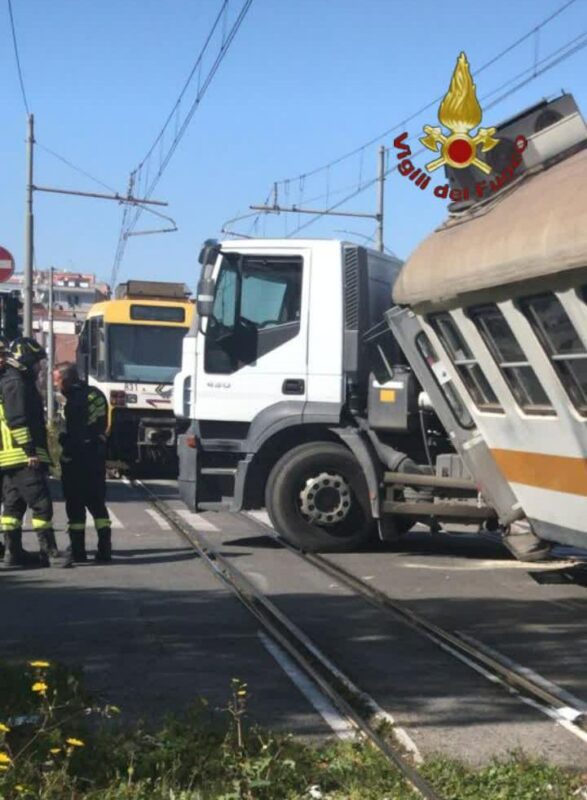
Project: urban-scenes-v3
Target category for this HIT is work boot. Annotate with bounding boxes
[37,530,73,569]
[67,531,88,563]
[95,529,112,563]
[1,531,39,570]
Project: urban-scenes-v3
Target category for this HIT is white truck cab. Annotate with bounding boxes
[174,237,531,556]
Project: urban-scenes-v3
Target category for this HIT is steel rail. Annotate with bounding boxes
[243,512,587,735]
[133,480,445,800]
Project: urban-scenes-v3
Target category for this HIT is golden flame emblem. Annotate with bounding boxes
[420,52,499,174]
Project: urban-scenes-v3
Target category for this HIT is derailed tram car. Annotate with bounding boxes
[389,94,587,556]
[77,281,193,471]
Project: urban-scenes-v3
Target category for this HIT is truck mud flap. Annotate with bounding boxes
[177,433,198,511]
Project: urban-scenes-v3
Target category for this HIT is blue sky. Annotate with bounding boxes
[1,0,585,290]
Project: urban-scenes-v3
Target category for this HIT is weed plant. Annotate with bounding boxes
[0,662,583,799]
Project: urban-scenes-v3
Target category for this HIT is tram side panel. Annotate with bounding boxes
[416,286,587,551]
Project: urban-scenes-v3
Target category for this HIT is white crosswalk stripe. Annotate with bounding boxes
[176,509,220,532]
[247,509,273,529]
[107,507,124,529]
[145,508,171,530]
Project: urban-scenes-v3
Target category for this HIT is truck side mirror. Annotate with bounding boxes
[196,276,215,318]
[198,239,220,266]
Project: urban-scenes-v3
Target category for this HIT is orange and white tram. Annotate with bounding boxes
[392,109,587,552]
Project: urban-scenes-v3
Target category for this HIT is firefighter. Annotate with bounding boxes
[0,337,70,568]
[53,362,112,562]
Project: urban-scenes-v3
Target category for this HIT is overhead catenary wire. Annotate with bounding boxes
[36,142,118,194]
[7,0,30,114]
[111,0,254,287]
[280,30,586,240]
[272,0,579,189]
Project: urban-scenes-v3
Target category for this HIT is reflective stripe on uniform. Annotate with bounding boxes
[12,427,32,444]
[94,518,111,531]
[1,516,22,531]
[32,518,52,530]
[0,397,51,468]
[67,522,86,531]
[37,448,51,464]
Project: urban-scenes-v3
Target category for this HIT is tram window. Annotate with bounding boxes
[469,304,555,416]
[96,319,106,380]
[88,319,98,375]
[416,333,475,428]
[519,293,587,417]
[427,314,502,412]
[88,317,106,380]
[108,324,185,383]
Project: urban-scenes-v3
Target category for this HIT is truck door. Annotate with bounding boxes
[195,250,309,424]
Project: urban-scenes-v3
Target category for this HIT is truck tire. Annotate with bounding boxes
[265,442,376,553]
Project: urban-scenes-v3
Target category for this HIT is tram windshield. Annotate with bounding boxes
[108,324,187,384]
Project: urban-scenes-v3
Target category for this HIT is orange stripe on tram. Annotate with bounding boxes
[491,449,587,497]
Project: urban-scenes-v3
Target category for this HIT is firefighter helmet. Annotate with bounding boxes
[8,337,47,370]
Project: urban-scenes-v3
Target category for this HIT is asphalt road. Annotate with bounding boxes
[1,477,335,738]
[3,476,587,768]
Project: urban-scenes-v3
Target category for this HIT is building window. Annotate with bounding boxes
[469,304,555,415]
[519,292,587,417]
[416,333,474,428]
[428,313,503,412]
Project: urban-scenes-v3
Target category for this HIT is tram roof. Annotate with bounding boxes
[86,297,194,325]
[393,147,587,309]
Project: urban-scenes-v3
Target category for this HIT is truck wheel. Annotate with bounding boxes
[265,442,375,553]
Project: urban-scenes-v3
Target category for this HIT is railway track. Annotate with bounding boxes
[134,479,445,800]
[241,510,587,745]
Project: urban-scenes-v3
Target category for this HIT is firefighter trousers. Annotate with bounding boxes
[1,466,54,536]
[61,457,110,535]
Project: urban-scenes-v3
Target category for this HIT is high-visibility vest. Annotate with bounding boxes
[0,401,50,470]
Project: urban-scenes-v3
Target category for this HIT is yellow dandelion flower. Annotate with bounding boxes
[32,681,48,695]
[65,737,84,748]
[15,786,26,793]
[29,660,50,669]
[237,689,247,696]
[50,748,61,754]
[0,765,8,772]
[0,723,10,733]
[0,752,12,764]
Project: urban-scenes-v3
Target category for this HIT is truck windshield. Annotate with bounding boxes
[108,324,187,383]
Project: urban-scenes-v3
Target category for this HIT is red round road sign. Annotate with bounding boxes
[0,247,15,283]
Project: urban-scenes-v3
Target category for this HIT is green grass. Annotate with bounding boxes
[0,661,583,800]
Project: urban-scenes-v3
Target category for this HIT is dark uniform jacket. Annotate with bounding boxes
[0,365,50,469]
[59,383,108,462]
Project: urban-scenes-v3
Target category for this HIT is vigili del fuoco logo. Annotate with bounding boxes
[393,52,528,201]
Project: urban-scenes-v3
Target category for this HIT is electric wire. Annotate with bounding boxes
[281,31,586,239]
[36,142,118,193]
[273,0,579,188]
[7,0,30,114]
[112,0,254,286]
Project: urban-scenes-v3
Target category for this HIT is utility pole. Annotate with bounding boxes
[24,113,34,337]
[46,267,54,423]
[22,115,168,338]
[250,147,387,251]
[376,145,385,253]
